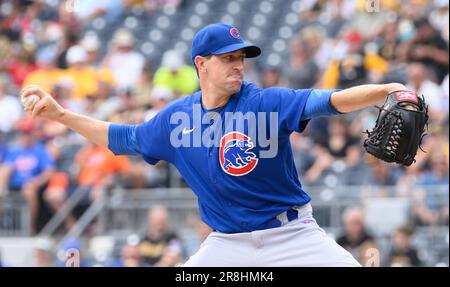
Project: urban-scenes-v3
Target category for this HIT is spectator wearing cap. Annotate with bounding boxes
[153,50,199,97]
[322,29,389,89]
[102,29,145,89]
[80,35,116,89]
[78,35,118,114]
[23,45,62,93]
[80,35,102,68]
[144,86,174,121]
[0,78,23,135]
[61,45,100,100]
[0,119,55,235]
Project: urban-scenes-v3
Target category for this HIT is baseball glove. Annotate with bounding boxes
[363,90,428,166]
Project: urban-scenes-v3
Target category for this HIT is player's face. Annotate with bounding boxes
[207,50,245,94]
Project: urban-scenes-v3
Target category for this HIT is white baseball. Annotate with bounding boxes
[22,94,40,110]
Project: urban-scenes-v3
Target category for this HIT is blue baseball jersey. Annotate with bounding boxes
[109,82,339,233]
[4,142,55,190]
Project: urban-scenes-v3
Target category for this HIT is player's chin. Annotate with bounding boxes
[225,79,243,93]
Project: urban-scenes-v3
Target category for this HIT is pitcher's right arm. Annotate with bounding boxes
[21,85,110,148]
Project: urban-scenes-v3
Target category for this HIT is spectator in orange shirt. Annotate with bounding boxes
[74,142,131,202]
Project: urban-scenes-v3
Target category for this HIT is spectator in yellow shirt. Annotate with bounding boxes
[62,45,99,100]
[153,50,198,98]
[23,45,62,92]
[80,34,117,99]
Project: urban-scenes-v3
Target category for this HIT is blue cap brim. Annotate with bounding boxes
[211,43,261,58]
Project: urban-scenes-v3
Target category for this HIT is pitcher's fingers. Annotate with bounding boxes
[20,85,36,97]
[21,85,46,100]
[21,86,44,99]
[31,98,47,118]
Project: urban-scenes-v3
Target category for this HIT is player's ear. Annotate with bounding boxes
[194,55,209,74]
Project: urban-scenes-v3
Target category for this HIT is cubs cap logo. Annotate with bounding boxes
[230,27,241,39]
[219,132,258,176]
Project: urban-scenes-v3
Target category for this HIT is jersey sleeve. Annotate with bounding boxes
[108,109,174,165]
[259,87,312,134]
[301,89,342,120]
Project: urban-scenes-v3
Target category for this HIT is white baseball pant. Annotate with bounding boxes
[183,203,361,267]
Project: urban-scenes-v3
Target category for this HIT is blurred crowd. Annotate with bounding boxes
[0,0,448,267]
[1,206,212,267]
[0,205,444,267]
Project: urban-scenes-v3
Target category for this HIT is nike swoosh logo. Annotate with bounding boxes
[182,127,195,134]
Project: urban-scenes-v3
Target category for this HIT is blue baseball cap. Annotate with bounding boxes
[191,23,261,65]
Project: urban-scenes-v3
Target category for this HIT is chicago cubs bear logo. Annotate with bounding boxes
[219,132,258,176]
[230,27,241,39]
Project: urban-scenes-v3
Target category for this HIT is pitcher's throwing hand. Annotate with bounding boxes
[20,85,66,120]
